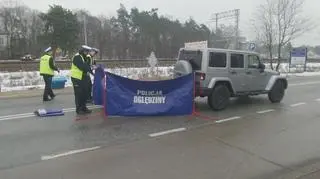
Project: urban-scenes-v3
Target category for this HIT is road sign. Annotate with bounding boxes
[290,48,307,65]
[248,43,256,51]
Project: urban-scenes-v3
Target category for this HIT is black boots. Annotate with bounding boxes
[43,94,56,102]
[76,107,92,115]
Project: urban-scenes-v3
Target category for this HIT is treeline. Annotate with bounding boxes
[0,2,219,59]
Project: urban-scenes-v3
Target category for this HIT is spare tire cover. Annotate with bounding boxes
[173,60,193,78]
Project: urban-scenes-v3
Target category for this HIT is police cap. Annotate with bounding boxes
[91,48,99,53]
[81,45,92,51]
[44,47,52,53]
[79,45,92,54]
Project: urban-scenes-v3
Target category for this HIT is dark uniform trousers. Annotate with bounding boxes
[87,74,93,101]
[43,75,55,100]
[71,77,89,112]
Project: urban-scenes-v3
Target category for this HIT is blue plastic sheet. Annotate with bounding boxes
[93,66,105,105]
[34,108,64,117]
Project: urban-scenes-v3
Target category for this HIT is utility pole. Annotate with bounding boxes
[83,15,88,45]
[215,13,218,33]
[235,9,240,50]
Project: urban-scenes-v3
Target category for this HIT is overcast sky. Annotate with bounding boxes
[20,0,320,46]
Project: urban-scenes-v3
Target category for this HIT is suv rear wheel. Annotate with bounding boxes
[268,80,285,103]
[207,85,230,110]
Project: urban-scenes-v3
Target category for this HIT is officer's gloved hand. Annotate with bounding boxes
[88,69,94,76]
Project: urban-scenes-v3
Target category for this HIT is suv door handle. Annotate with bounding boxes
[230,71,237,74]
[246,71,252,74]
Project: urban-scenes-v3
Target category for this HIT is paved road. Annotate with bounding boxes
[1,76,320,178]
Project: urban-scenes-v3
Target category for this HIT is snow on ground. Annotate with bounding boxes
[266,63,320,77]
[1,63,320,92]
[0,67,174,92]
[285,72,320,77]
[265,63,320,73]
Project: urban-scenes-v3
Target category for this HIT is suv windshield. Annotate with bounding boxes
[178,50,202,70]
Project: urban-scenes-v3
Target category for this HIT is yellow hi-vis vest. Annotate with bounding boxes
[70,53,85,80]
[39,54,54,75]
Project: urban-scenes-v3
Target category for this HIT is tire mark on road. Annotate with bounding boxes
[215,137,291,170]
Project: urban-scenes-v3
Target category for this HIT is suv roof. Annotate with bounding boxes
[179,47,260,56]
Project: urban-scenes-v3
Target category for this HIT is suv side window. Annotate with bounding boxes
[209,52,227,68]
[248,55,260,68]
[230,54,244,68]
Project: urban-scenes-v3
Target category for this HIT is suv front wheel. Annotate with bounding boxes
[207,85,231,110]
[268,80,285,103]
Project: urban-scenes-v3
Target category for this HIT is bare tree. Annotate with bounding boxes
[96,15,112,59]
[253,0,276,69]
[253,0,314,71]
[0,0,32,58]
[29,10,44,56]
[213,24,236,49]
[274,0,314,70]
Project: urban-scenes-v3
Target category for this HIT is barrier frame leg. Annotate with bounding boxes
[190,72,218,121]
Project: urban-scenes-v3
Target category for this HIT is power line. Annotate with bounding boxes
[209,9,240,49]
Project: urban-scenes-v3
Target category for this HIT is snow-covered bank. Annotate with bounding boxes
[1,63,320,92]
[265,63,320,73]
[283,72,320,77]
[0,67,174,92]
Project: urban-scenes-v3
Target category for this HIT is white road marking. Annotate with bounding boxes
[41,146,101,160]
[0,105,103,121]
[289,81,320,86]
[290,102,306,107]
[149,128,186,137]
[0,112,33,118]
[215,116,241,124]
[256,109,275,114]
[0,114,36,121]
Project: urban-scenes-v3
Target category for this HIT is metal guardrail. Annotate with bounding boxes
[0,59,177,72]
[1,57,320,72]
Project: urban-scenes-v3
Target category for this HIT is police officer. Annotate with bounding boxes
[39,47,59,102]
[70,45,94,114]
[87,48,98,65]
[85,48,99,102]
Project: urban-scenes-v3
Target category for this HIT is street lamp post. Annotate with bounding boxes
[83,15,88,45]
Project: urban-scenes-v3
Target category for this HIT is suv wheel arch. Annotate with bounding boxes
[208,78,235,95]
[265,76,288,91]
[268,79,286,103]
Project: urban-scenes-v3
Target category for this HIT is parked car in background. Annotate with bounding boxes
[20,54,36,61]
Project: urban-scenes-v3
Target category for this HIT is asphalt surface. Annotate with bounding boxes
[1,76,320,178]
